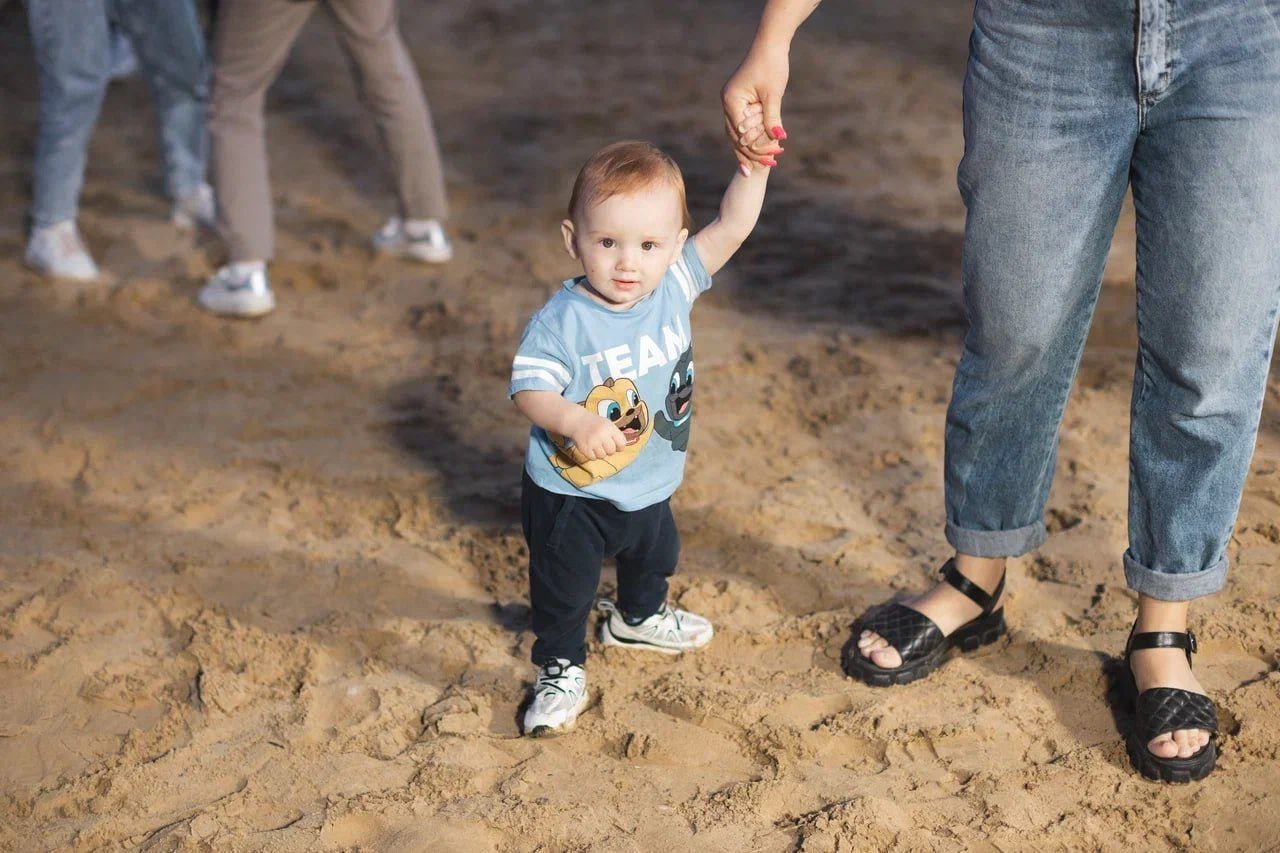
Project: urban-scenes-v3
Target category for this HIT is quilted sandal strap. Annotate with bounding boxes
[1134,687,1218,744]
[940,559,1004,616]
[1127,630,1197,666]
[860,603,945,665]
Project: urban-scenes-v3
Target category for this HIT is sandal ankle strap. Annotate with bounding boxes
[940,559,1005,616]
[1126,629,1198,666]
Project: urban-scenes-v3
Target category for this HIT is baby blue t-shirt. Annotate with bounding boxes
[509,240,711,511]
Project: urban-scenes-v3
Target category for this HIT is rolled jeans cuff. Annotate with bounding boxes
[1123,550,1228,601]
[945,519,1046,558]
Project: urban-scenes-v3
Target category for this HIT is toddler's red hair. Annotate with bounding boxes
[568,140,691,229]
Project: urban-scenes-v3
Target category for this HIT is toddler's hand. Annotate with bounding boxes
[566,410,628,461]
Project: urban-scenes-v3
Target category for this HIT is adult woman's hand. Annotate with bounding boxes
[722,44,790,172]
[722,0,822,172]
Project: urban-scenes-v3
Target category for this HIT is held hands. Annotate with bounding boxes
[565,407,628,461]
[721,45,790,174]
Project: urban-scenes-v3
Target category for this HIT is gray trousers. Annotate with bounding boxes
[209,0,448,262]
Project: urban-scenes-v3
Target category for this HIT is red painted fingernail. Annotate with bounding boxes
[771,125,787,139]
[762,157,778,167]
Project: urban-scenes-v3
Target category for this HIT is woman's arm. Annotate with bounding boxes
[721,0,822,170]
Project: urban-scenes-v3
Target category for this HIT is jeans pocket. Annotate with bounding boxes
[546,495,577,552]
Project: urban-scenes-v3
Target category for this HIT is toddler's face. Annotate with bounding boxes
[562,183,688,310]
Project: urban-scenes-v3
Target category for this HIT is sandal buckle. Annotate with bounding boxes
[1188,631,1198,654]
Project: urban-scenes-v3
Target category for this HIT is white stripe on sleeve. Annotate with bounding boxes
[512,355,571,383]
[670,261,696,302]
[511,368,566,389]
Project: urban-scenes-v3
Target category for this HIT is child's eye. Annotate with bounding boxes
[600,238,615,248]
[642,241,656,251]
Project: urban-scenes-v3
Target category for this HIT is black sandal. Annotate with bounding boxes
[1123,626,1218,783]
[843,559,1006,687]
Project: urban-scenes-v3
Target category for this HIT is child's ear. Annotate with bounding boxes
[675,227,689,253]
[560,219,578,259]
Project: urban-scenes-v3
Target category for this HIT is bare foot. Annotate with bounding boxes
[856,555,1006,668]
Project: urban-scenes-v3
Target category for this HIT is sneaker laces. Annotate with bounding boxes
[535,659,578,696]
[639,603,680,630]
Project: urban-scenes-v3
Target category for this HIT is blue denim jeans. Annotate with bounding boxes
[945,0,1280,601]
[25,0,209,228]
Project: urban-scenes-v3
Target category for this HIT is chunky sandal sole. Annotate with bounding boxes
[845,607,1006,687]
[1125,733,1216,783]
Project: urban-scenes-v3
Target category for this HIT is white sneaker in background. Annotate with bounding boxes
[198,262,275,318]
[598,599,714,655]
[25,220,100,282]
[172,182,217,230]
[372,217,453,263]
[522,659,588,737]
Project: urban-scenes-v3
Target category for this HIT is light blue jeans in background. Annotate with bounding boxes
[944,0,1280,601]
[25,0,209,228]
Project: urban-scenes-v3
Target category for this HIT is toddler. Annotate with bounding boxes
[509,140,769,736]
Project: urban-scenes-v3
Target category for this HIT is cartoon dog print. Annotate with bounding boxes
[654,345,693,451]
[549,377,653,488]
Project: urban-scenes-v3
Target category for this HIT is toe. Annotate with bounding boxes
[1187,728,1209,754]
[1172,729,1194,758]
[868,646,902,669]
[1148,733,1179,759]
[858,631,884,650]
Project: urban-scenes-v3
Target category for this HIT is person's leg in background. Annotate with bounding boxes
[1123,0,1280,765]
[326,0,453,264]
[111,0,216,229]
[24,0,112,281]
[199,0,312,317]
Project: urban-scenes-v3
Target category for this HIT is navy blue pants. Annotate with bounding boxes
[522,471,678,666]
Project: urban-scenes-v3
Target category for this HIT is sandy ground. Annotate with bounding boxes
[2,1,1279,850]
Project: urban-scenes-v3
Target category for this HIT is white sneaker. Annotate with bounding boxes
[25,221,100,282]
[598,599,714,655]
[172,182,217,230]
[198,263,275,318]
[372,217,453,263]
[522,659,588,737]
